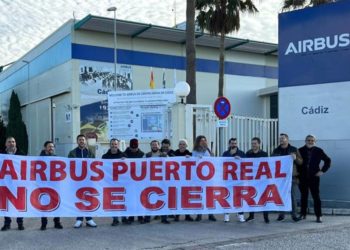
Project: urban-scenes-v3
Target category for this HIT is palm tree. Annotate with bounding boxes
[196,0,258,97]
[186,0,197,104]
[282,0,336,10]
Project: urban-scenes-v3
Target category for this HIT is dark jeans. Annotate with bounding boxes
[41,217,60,225]
[76,217,92,221]
[4,217,23,225]
[299,176,322,217]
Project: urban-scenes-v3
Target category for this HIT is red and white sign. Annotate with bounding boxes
[0,154,292,217]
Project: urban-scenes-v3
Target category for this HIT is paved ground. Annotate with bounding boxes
[1,214,350,250]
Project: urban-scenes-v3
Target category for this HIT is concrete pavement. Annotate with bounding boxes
[0,214,349,249]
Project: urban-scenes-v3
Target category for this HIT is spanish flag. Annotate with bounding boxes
[149,68,155,89]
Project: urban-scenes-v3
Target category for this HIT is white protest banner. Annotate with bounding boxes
[0,154,292,217]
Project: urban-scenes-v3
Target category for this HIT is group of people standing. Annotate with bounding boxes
[222,134,331,224]
[1,132,331,231]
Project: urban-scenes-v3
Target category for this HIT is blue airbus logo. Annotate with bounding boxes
[284,33,350,55]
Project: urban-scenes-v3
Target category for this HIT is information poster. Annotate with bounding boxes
[108,89,175,140]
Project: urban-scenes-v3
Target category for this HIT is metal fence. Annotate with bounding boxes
[185,105,279,156]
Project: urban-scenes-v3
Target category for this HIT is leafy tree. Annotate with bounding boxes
[196,0,258,97]
[186,0,197,104]
[282,0,336,10]
[6,90,28,154]
[0,116,6,152]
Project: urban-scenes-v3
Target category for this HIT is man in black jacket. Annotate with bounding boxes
[102,138,128,226]
[245,137,270,224]
[39,141,63,230]
[298,135,331,223]
[124,138,145,224]
[272,134,303,222]
[1,136,25,231]
[222,138,246,223]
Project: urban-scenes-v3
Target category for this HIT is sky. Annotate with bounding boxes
[0,0,284,66]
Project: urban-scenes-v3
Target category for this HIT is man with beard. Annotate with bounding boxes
[145,140,170,224]
[245,137,270,224]
[124,138,145,224]
[102,138,129,226]
[39,141,63,230]
[68,134,97,228]
[1,136,25,231]
[272,134,303,222]
[222,138,246,223]
[298,135,331,223]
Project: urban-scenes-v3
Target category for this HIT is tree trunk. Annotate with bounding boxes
[218,32,225,97]
[186,0,196,104]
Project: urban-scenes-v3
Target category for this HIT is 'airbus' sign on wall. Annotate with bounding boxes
[279,1,350,87]
[284,33,350,55]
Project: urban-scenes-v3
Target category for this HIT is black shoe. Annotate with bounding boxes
[208,215,217,221]
[245,216,255,222]
[128,217,134,223]
[111,219,119,226]
[18,224,24,230]
[316,217,322,223]
[54,223,63,229]
[144,218,150,223]
[1,225,10,231]
[277,215,285,221]
[264,215,270,224]
[298,215,306,220]
[195,215,202,221]
[154,216,160,220]
[174,216,180,222]
[40,224,47,231]
[161,220,170,224]
[292,216,301,222]
[185,215,194,221]
[122,218,131,225]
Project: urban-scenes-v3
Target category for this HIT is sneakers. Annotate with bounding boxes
[245,216,255,222]
[316,217,322,223]
[74,220,83,228]
[1,224,10,231]
[224,213,230,222]
[237,214,245,222]
[86,219,97,227]
[195,215,202,221]
[18,224,25,230]
[40,224,47,231]
[276,215,285,221]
